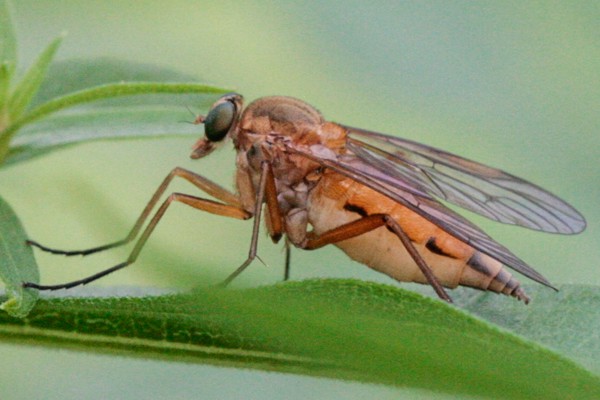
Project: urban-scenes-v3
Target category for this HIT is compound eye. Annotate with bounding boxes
[204,101,235,141]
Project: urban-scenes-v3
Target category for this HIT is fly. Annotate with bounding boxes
[24,93,587,304]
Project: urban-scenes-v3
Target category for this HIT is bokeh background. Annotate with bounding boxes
[1,1,598,399]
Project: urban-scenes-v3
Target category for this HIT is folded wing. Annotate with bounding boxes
[285,125,586,287]
[345,126,586,234]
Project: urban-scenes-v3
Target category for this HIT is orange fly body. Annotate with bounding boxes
[26,93,586,304]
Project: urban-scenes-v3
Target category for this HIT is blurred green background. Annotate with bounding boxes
[1,1,598,399]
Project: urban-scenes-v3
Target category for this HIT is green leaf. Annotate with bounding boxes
[31,57,204,106]
[0,194,39,318]
[0,0,17,119]
[0,62,9,112]
[0,280,598,399]
[0,0,16,71]
[6,105,202,165]
[7,34,64,119]
[15,81,228,128]
[1,58,230,165]
[3,82,226,165]
[452,284,600,375]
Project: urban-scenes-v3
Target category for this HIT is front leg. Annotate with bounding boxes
[27,167,242,256]
[24,167,250,290]
[24,193,251,290]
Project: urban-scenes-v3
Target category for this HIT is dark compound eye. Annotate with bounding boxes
[204,101,235,141]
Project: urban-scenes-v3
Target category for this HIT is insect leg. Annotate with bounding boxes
[220,161,284,286]
[302,214,453,303]
[284,240,291,281]
[383,216,453,303]
[23,193,251,290]
[27,167,241,256]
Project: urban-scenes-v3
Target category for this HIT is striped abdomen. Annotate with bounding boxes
[307,171,529,302]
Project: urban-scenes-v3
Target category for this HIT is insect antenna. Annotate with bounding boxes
[177,106,204,124]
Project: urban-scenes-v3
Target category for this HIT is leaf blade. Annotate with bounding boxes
[31,57,205,106]
[5,104,207,165]
[0,195,39,318]
[2,81,229,146]
[0,0,16,131]
[0,280,598,399]
[452,283,600,375]
[8,34,64,119]
[0,58,230,165]
[0,0,17,74]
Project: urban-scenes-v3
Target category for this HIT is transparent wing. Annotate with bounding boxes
[344,126,586,234]
[286,144,554,287]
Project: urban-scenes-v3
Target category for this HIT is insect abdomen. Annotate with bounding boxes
[307,172,529,302]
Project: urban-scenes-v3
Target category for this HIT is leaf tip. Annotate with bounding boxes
[0,285,38,318]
